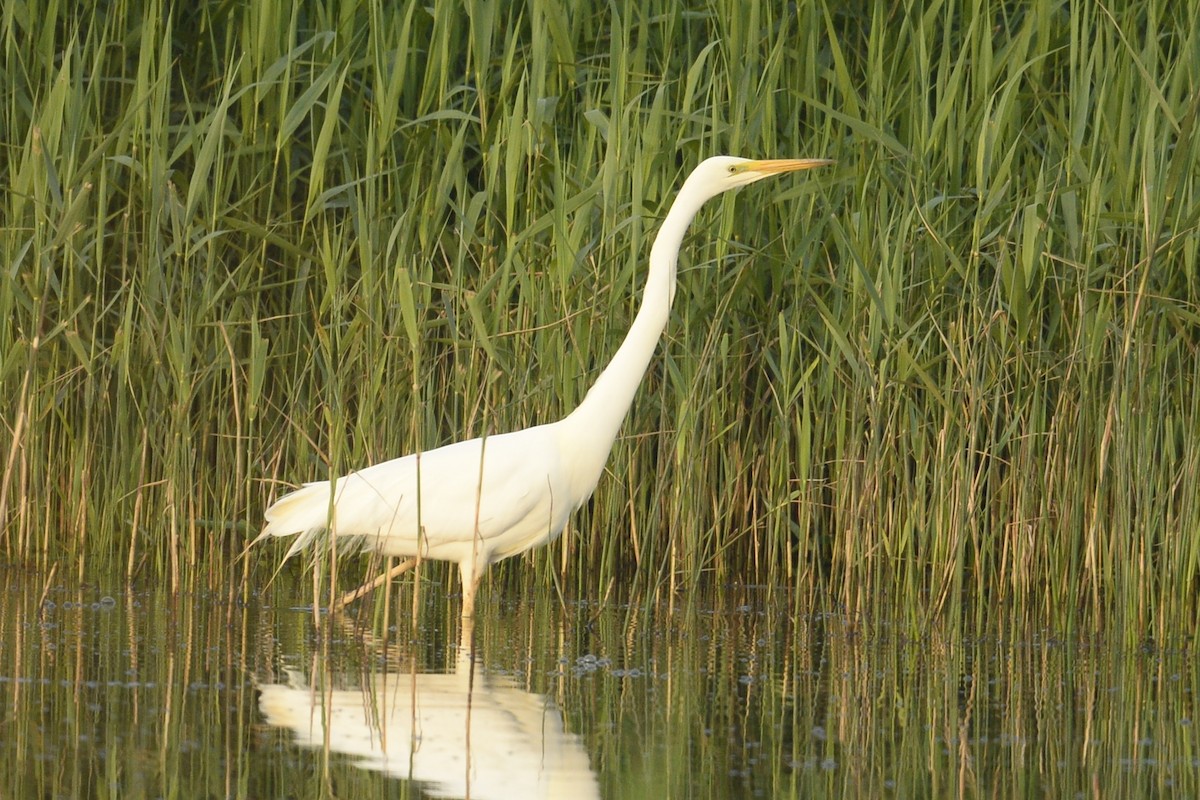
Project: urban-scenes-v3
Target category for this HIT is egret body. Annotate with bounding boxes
[260,156,831,617]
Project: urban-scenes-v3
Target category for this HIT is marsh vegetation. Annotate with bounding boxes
[2,1,1198,794]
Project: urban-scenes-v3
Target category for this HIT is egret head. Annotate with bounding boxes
[688,155,834,198]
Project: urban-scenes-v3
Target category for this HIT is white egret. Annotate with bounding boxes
[260,155,831,617]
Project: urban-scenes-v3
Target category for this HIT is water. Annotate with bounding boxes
[2,569,1195,798]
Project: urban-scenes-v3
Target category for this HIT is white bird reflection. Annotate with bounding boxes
[257,651,599,799]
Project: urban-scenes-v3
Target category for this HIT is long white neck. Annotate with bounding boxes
[559,175,717,494]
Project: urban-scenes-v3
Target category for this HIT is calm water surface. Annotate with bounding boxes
[1,568,1195,798]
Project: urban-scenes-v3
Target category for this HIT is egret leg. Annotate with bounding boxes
[331,557,419,611]
[458,559,486,621]
[458,614,476,654]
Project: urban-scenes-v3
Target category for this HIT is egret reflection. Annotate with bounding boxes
[257,652,599,799]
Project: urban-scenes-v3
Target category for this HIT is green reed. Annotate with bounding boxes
[2,0,1198,632]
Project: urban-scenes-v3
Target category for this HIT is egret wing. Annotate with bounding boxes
[264,424,568,561]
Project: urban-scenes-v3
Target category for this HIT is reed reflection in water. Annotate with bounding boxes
[1,570,1197,798]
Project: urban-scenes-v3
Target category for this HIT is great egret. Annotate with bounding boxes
[260,155,831,617]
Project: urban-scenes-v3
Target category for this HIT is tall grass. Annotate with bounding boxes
[2,0,1197,632]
